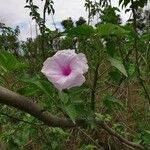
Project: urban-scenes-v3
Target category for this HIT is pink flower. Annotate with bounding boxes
[41,49,88,91]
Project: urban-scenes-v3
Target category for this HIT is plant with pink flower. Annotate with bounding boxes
[41,49,88,91]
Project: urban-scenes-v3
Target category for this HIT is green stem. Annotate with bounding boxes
[41,2,47,61]
[91,59,100,111]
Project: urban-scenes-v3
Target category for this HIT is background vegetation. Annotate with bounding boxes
[0,0,150,149]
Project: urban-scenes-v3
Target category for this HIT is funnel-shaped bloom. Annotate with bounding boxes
[41,49,88,91]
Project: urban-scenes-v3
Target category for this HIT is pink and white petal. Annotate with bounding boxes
[70,55,88,74]
[55,76,69,90]
[77,53,88,63]
[51,81,64,91]
[49,76,69,91]
[69,57,83,73]
[47,74,63,83]
[53,50,76,67]
[77,53,89,73]
[41,57,62,76]
[53,71,85,90]
[66,74,85,89]
[47,75,68,91]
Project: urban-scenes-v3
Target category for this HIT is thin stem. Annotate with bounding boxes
[41,2,47,61]
[78,127,104,150]
[91,58,100,111]
[98,121,145,150]
[88,7,91,25]
[0,112,39,126]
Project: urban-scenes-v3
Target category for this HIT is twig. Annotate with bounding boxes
[91,60,100,111]
[97,120,145,150]
[0,112,39,126]
[78,127,104,150]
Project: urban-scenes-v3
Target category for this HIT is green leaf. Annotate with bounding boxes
[0,49,26,74]
[97,23,129,37]
[109,70,122,82]
[52,127,70,137]
[127,63,136,77]
[84,144,97,150]
[20,75,53,98]
[142,130,150,145]
[108,57,128,77]
[79,144,97,150]
[65,104,77,124]
[95,113,112,122]
[106,38,117,57]
[103,94,126,111]
[59,92,77,123]
[65,24,95,37]
[17,86,39,96]
[141,34,150,41]
[59,92,69,104]
[95,113,105,120]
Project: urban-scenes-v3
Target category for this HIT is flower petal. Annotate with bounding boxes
[53,49,76,67]
[77,53,89,73]
[70,53,88,74]
[41,57,62,76]
[52,71,85,91]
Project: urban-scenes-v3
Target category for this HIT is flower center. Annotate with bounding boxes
[62,66,72,76]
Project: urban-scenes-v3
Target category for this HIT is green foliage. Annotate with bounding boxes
[119,0,149,9]
[105,38,117,57]
[95,113,112,122]
[0,23,20,56]
[65,24,95,37]
[0,50,25,74]
[108,57,128,77]
[78,144,97,150]
[133,130,150,148]
[100,6,121,24]
[60,36,75,49]
[97,23,130,37]
[25,0,54,30]
[61,17,74,30]
[59,92,77,123]
[76,17,87,26]
[59,92,81,123]
[1,0,150,149]
[103,94,126,111]
[109,70,122,82]
[20,75,53,96]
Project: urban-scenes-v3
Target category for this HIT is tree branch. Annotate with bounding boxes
[0,86,83,128]
[0,86,145,149]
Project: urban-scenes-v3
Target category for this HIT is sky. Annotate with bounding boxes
[0,0,149,41]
